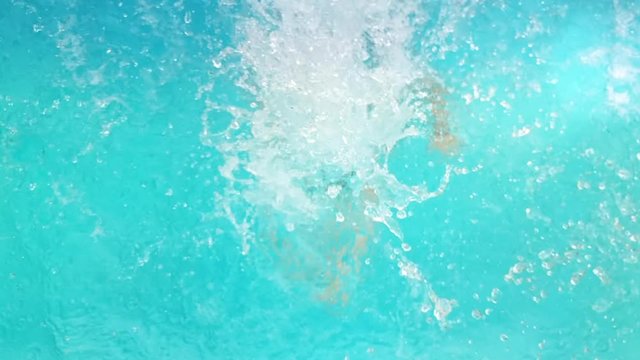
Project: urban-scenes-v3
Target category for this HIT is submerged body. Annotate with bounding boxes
[263,75,460,303]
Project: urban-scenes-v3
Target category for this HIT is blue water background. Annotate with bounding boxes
[1,0,639,359]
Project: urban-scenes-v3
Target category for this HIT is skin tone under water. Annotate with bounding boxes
[265,74,459,304]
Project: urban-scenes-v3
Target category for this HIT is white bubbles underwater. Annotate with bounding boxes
[1,0,640,359]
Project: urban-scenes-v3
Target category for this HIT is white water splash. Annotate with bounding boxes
[207,0,466,229]
[202,0,473,325]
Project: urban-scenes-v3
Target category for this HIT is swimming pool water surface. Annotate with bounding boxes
[1,0,640,359]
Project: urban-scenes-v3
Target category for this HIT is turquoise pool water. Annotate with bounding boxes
[1,0,640,358]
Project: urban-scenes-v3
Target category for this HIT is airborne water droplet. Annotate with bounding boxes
[576,180,590,190]
[471,309,483,320]
[420,303,432,313]
[617,168,632,180]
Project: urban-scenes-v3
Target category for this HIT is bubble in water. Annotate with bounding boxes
[336,212,345,222]
[471,309,483,320]
[326,184,343,199]
[617,168,632,180]
[592,266,609,284]
[570,270,585,286]
[512,126,530,138]
[577,180,591,190]
[420,303,432,313]
[488,288,501,304]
